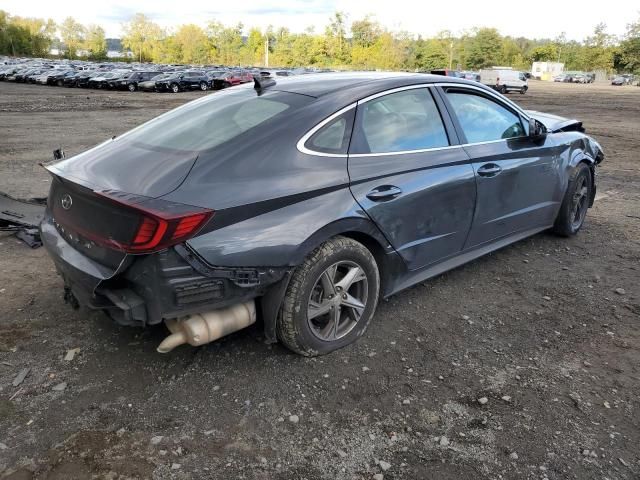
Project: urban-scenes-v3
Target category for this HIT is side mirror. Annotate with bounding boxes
[529,118,546,138]
[52,148,65,160]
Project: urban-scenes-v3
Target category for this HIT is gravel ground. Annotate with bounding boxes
[0,80,638,480]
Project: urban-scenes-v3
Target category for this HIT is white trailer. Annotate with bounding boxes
[531,62,564,80]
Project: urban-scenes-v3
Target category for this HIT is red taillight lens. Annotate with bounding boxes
[96,191,214,254]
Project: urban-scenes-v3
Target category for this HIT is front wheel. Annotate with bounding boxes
[552,163,592,236]
[519,86,527,94]
[277,236,380,356]
[199,81,208,91]
[171,83,179,93]
[499,85,507,94]
[128,83,136,92]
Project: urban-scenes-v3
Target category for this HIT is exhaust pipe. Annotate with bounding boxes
[157,300,256,353]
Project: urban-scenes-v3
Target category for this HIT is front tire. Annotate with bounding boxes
[277,236,380,356]
[200,81,208,91]
[519,86,527,94]
[552,163,592,236]
[171,83,179,93]
[128,83,136,92]
[499,85,507,94]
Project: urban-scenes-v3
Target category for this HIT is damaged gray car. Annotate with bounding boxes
[41,72,604,355]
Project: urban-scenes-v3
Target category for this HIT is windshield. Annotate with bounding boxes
[116,89,308,153]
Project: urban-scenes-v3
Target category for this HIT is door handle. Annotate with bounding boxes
[366,185,403,201]
[477,163,502,177]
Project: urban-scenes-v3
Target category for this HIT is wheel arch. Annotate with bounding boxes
[260,218,403,343]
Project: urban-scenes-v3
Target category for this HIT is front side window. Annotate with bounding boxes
[445,90,525,143]
[350,88,449,154]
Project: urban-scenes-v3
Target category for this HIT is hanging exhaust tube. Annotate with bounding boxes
[157,300,256,353]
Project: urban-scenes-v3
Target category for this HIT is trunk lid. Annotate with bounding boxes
[45,137,198,198]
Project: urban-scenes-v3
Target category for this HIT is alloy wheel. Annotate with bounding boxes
[307,261,369,341]
[570,175,589,230]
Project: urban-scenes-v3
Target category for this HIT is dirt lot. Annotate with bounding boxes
[0,80,638,480]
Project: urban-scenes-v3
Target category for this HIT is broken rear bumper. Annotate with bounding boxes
[41,214,288,327]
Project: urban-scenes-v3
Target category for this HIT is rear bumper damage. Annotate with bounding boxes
[41,212,288,329]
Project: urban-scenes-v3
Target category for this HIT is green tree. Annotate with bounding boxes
[59,17,85,58]
[84,24,107,59]
[121,13,162,62]
[351,16,381,48]
[207,21,243,65]
[466,28,503,69]
[174,24,209,64]
[242,27,264,65]
[582,23,614,71]
[529,44,559,62]
[325,12,349,65]
[620,14,640,73]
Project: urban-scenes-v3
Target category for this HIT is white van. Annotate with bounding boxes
[480,69,528,94]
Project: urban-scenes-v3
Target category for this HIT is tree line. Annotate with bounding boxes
[1,10,639,73]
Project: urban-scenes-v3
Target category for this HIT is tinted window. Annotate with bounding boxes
[351,88,449,154]
[305,109,355,155]
[446,91,525,143]
[118,89,305,153]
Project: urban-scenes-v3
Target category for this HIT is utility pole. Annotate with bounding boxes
[264,36,269,67]
[448,41,453,70]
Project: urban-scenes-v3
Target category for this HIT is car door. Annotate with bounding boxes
[346,86,477,271]
[438,85,561,248]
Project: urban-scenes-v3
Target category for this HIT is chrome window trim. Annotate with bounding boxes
[296,81,530,158]
[349,144,462,158]
[355,83,433,105]
[296,103,356,158]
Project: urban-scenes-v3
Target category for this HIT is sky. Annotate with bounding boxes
[3,0,639,41]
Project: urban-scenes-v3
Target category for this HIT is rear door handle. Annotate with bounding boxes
[477,163,502,177]
[366,185,403,201]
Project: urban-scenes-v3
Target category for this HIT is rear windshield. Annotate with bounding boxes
[116,88,309,153]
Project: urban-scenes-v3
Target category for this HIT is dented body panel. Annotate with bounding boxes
[40,73,604,337]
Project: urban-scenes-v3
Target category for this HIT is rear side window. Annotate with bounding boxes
[350,88,449,154]
[304,109,355,155]
[445,91,525,143]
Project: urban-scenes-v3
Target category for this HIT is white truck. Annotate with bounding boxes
[480,69,528,94]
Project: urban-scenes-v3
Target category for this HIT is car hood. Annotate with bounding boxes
[525,110,584,133]
[45,137,198,198]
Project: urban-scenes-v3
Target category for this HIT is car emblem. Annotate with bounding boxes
[61,194,73,210]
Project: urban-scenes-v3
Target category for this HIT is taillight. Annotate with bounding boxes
[96,190,214,254]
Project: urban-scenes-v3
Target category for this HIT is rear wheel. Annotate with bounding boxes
[200,81,208,91]
[277,236,380,356]
[128,83,136,92]
[499,85,507,94]
[519,86,527,94]
[171,83,179,93]
[553,163,592,236]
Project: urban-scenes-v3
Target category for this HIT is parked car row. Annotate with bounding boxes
[553,73,595,83]
[0,58,319,93]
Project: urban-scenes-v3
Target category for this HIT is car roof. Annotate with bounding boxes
[268,71,483,98]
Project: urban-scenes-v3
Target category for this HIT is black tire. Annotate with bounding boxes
[499,85,507,94]
[277,236,380,356]
[199,81,208,91]
[552,163,592,237]
[128,83,136,92]
[519,86,527,94]
[171,83,179,93]
[57,79,63,87]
